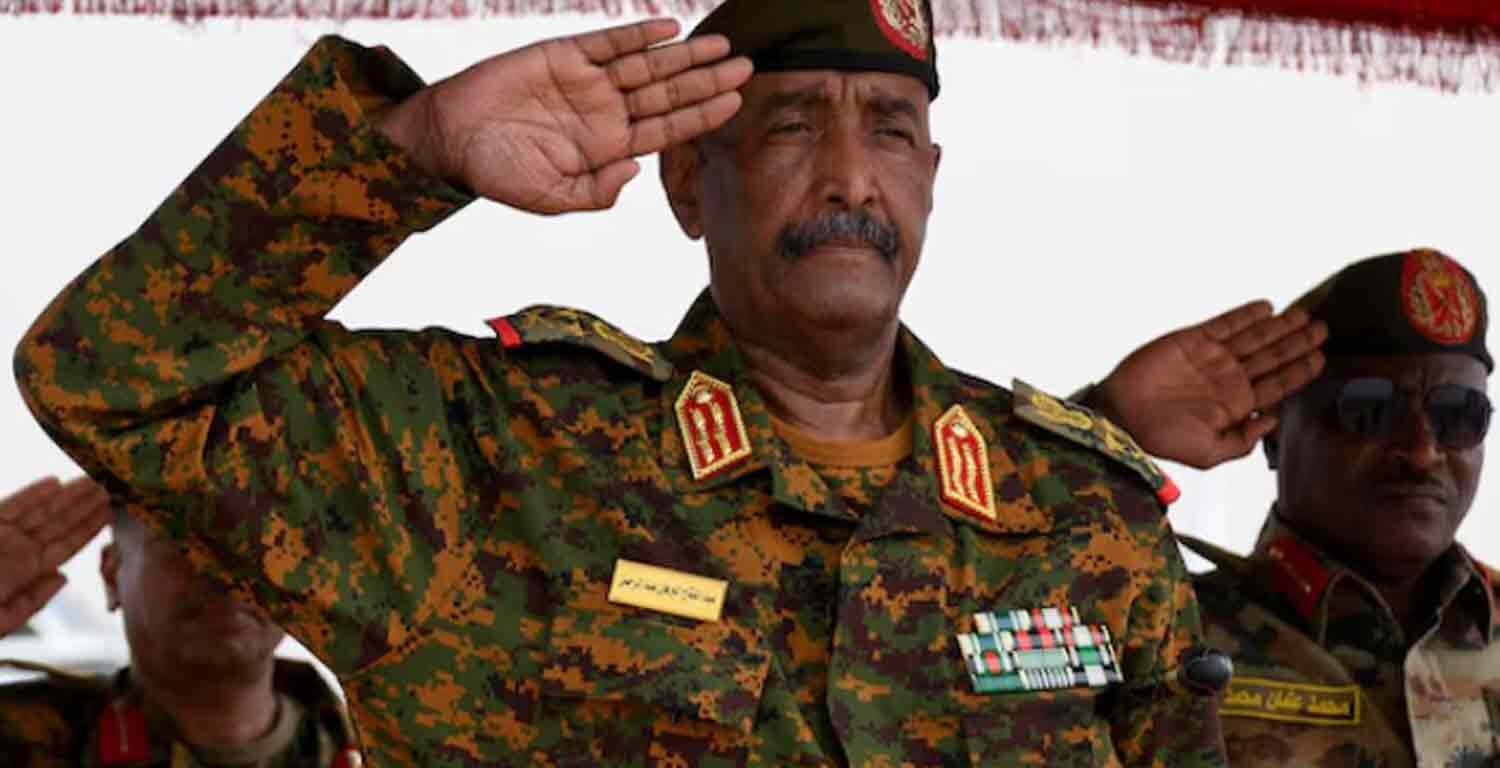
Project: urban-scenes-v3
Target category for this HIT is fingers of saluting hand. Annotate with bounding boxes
[31,477,109,542]
[628,90,744,157]
[1221,307,1325,362]
[1240,316,1329,380]
[0,476,63,524]
[1,477,109,569]
[608,32,735,93]
[580,72,741,206]
[577,18,687,66]
[37,505,110,573]
[626,56,753,120]
[1199,300,1273,343]
[1251,349,1327,411]
[0,574,67,637]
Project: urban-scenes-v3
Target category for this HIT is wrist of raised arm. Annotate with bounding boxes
[262,35,473,234]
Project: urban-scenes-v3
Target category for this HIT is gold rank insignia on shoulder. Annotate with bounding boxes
[676,370,753,481]
[934,404,997,523]
[486,305,674,382]
[955,606,1123,694]
[1011,379,1180,506]
[1220,677,1361,726]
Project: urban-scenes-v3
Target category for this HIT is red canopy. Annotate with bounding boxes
[931,0,1500,91]
[15,0,1499,90]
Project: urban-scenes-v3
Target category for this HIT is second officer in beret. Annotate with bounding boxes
[1183,249,1500,767]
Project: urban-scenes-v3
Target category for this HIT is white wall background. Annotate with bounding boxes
[0,14,1496,664]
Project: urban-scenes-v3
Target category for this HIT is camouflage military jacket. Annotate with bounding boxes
[14,35,1223,767]
[0,659,359,767]
[1183,517,1500,767]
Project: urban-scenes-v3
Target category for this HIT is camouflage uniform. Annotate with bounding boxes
[0,659,359,767]
[14,36,1223,767]
[1183,517,1500,767]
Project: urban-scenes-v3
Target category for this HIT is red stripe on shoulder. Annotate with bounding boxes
[1155,475,1181,506]
[486,317,523,348]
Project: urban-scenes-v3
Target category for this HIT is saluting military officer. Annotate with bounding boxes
[14,0,1325,765]
[0,495,360,767]
[1181,249,1500,767]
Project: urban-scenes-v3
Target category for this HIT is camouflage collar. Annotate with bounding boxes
[1249,513,1496,647]
[656,289,1049,536]
[657,290,828,514]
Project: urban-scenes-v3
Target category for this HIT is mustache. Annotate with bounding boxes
[777,210,901,263]
[1370,463,1452,500]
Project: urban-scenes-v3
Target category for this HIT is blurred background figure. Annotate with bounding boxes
[0,481,360,767]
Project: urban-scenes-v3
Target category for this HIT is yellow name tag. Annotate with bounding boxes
[1221,677,1361,726]
[608,559,728,623]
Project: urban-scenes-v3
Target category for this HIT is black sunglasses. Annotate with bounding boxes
[1330,377,1493,450]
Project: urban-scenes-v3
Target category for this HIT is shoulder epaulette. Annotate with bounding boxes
[1467,552,1498,597]
[486,305,673,382]
[1010,379,1180,507]
[1176,534,1252,577]
[0,659,111,693]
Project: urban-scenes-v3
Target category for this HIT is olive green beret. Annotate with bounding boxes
[690,0,940,99]
[1291,249,1492,372]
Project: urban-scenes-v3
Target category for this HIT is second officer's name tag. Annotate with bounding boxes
[608,559,728,622]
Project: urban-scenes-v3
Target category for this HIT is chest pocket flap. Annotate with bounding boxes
[540,597,771,735]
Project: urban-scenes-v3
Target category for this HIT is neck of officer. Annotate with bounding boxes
[739,325,909,442]
[1308,532,1441,642]
[134,655,279,749]
[1361,561,1445,643]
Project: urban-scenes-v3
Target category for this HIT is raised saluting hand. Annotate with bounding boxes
[1092,301,1329,469]
[0,476,110,636]
[379,18,752,214]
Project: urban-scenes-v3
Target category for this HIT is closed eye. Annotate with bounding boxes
[877,126,916,145]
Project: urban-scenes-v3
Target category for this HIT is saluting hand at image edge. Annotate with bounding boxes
[0,476,110,637]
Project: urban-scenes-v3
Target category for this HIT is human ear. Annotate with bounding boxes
[100,543,121,612]
[659,142,705,240]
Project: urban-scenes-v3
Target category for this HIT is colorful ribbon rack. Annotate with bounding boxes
[955,605,1123,693]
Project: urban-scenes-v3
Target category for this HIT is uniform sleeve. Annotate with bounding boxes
[0,679,96,767]
[1111,520,1226,766]
[12,36,490,676]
